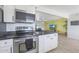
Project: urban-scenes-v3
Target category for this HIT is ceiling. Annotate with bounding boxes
[39,5,79,16]
[37,11,61,21]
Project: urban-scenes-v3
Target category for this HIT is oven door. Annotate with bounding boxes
[13,38,36,53]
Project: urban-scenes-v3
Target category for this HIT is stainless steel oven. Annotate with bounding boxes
[13,36,37,53]
[13,24,37,53]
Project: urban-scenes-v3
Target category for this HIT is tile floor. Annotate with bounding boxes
[48,34,79,53]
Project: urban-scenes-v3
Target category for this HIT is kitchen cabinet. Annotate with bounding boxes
[44,36,50,52]
[38,35,45,52]
[0,47,12,53]
[38,33,58,53]
[3,5,35,22]
[3,5,15,22]
[48,33,58,51]
[0,39,13,53]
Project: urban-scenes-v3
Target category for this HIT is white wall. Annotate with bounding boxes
[68,13,79,40]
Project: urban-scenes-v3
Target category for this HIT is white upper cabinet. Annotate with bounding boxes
[3,5,15,22]
[3,5,35,22]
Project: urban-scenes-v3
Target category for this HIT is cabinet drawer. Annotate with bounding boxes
[45,33,58,38]
[50,33,58,37]
[0,39,13,47]
[0,47,11,53]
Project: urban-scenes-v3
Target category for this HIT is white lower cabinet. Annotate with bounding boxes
[0,47,12,53]
[44,36,51,52]
[0,39,13,53]
[38,33,58,53]
[38,35,45,53]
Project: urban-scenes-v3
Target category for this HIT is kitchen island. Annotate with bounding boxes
[36,31,58,53]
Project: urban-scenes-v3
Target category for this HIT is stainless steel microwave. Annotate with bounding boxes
[15,10,35,23]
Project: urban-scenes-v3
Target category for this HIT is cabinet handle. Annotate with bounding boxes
[12,16,15,22]
[47,36,50,37]
[4,42,7,44]
[10,47,12,53]
[50,38,53,39]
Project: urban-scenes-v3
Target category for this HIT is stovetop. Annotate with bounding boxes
[0,31,34,40]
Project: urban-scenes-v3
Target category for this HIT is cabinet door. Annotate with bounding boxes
[44,35,51,52]
[38,35,45,53]
[38,33,58,53]
[0,39,13,47]
[4,5,15,22]
[49,34,58,50]
[0,46,12,53]
[0,39,13,53]
[44,33,58,52]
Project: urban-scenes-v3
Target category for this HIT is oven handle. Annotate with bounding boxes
[14,40,21,43]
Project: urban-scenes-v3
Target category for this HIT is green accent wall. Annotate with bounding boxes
[44,20,56,31]
[44,18,67,34]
